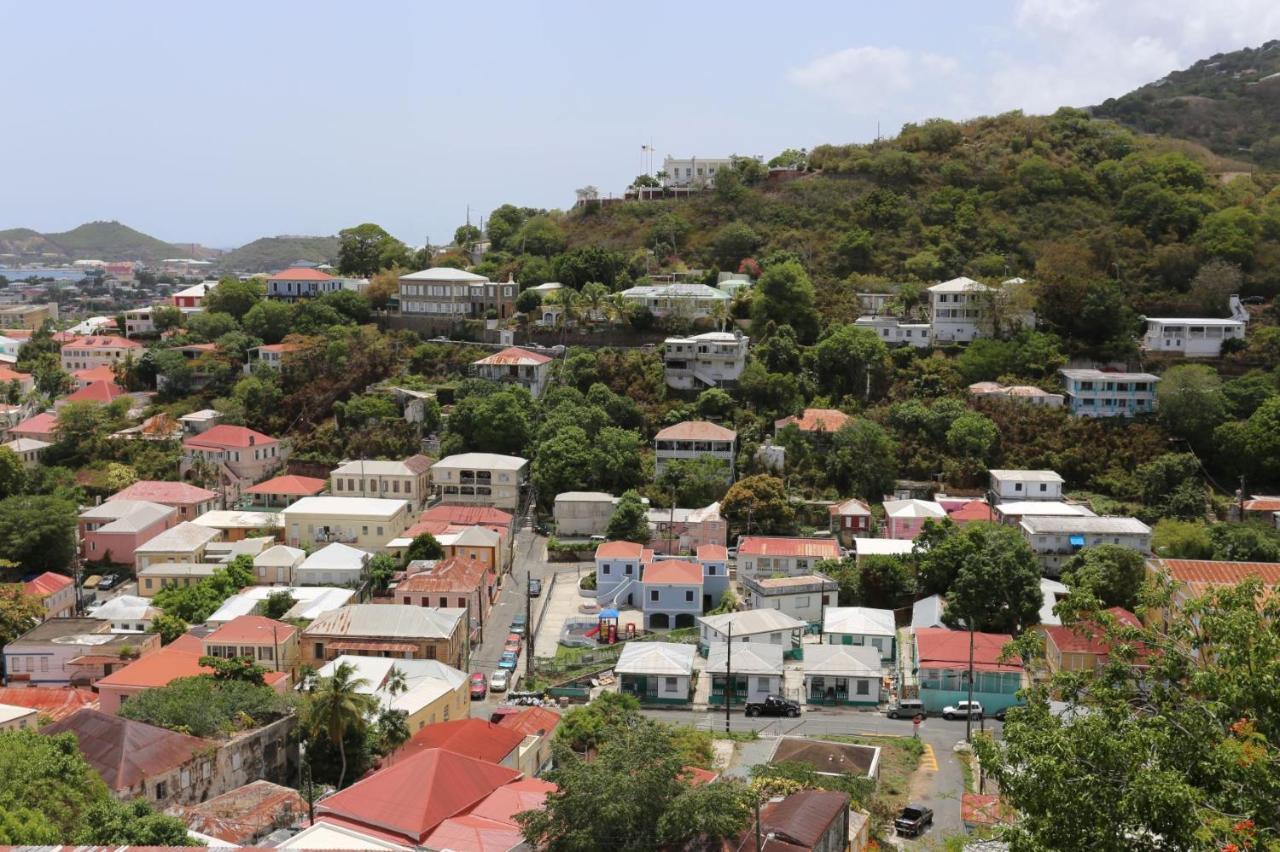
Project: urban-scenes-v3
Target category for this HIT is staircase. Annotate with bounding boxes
[599,576,638,608]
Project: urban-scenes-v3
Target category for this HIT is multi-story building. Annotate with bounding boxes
[330,456,433,509]
[303,604,468,670]
[244,342,302,373]
[737,536,842,581]
[202,616,301,679]
[430,453,528,511]
[647,501,726,556]
[620,283,729,321]
[741,573,838,626]
[639,559,703,630]
[133,521,223,570]
[472,347,553,398]
[3,618,160,687]
[653,421,737,480]
[281,496,413,550]
[928,277,1033,343]
[78,500,180,567]
[1019,516,1153,574]
[0,303,58,330]
[660,156,738,189]
[553,492,621,538]
[1141,296,1248,357]
[266,267,342,302]
[1058,369,1159,418]
[398,268,516,320]
[22,572,76,620]
[109,480,219,521]
[829,498,872,546]
[854,315,932,348]
[172,281,212,309]
[395,557,496,634]
[662,331,749,390]
[59,335,143,372]
[181,424,287,500]
[988,469,1065,503]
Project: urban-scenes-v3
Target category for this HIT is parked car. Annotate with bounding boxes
[510,614,527,635]
[894,804,934,837]
[469,672,488,699]
[490,669,511,692]
[529,578,543,597]
[886,698,925,719]
[499,650,519,670]
[589,534,606,542]
[744,695,801,718]
[993,704,1019,721]
[943,700,983,720]
[82,574,102,589]
[1240,295,1266,305]
[98,576,116,591]
[504,634,523,653]
[726,547,737,560]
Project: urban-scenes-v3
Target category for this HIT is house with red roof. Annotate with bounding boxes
[472,346,554,398]
[56,379,129,409]
[737,536,842,581]
[203,615,300,679]
[245,342,304,373]
[592,540,729,622]
[424,777,556,852]
[314,748,523,846]
[947,498,995,525]
[72,364,118,388]
[640,559,704,630]
[1146,557,1280,625]
[0,364,33,395]
[244,473,327,508]
[181,424,287,501]
[914,627,1026,714]
[78,499,180,567]
[9,410,58,442]
[492,706,561,776]
[0,685,98,721]
[774,407,850,435]
[266,266,340,302]
[395,557,496,626]
[110,480,219,521]
[59,335,143,372]
[390,718,525,769]
[22,571,75,619]
[1041,607,1143,674]
[419,503,515,542]
[654,420,737,480]
[829,498,872,546]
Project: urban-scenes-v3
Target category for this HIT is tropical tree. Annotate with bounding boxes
[302,661,378,789]
[606,490,650,544]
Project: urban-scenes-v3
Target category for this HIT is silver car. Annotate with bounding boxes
[490,669,511,692]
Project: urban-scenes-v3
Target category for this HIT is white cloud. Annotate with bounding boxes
[788,0,1280,127]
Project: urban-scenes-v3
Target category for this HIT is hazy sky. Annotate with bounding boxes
[4,0,1278,248]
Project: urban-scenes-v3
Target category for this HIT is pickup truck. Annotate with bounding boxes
[744,695,801,718]
[894,803,933,837]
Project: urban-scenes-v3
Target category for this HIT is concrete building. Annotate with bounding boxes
[661,155,738,188]
[654,420,736,480]
[0,302,57,329]
[705,643,784,706]
[296,542,371,586]
[927,277,1033,343]
[1059,368,1159,418]
[0,703,37,731]
[663,331,749,390]
[802,645,883,706]
[59,335,143,372]
[1020,516,1153,575]
[430,453,528,511]
[2,437,50,466]
[882,499,947,540]
[854,315,932,347]
[398,268,516,321]
[243,473,327,509]
[992,501,1096,527]
[109,480,219,522]
[330,456,433,509]
[303,604,468,670]
[133,521,222,570]
[553,491,620,537]
[192,509,283,542]
[203,615,301,678]
[639,559,703,630]
[251,544,306,585]
[737,536,842,581]
[313,655,469,733]
[78,500,180,567]
[822,607,896,662]
[22,572,76,620]
[265,266,341,302]
[472,346,554,398]
[1141,297,1248,357]
[87,595,160,633]
[181,424,287,500]
[741,573,838,626]
[915,627,1025,714]
[697,609,807,658]
[244,342,303,372]
[648,501,726,556]
[281,496,412,550]
[620,282,730,321]
[988,469,1065,503]
[3,618,160,687]
[136,563,220,597]
[395,557,496,635]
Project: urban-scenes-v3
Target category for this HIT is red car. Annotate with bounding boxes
[504,633,523,653]
[469,672,488,699]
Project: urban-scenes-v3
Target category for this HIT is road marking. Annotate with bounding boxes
[920,743,938,771]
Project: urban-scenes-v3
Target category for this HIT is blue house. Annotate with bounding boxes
[914,627,1025,714]
[640,559,703,630]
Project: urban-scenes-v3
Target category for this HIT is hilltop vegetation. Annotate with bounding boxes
[1094,40,1280,168]
[217,234,340,272]
[0,220,185,264]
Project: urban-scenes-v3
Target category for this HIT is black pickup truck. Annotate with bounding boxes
[744,695,801,718]
[894,803,934,837]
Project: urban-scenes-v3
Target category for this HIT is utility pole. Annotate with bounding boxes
[1239,474,1247,522]
[754,795,763,852]
[725,623,732,734]
[965,622,976,743]
[526,560,535,682]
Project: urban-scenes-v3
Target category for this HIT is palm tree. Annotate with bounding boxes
[384,665,407,698]
[709,299,729,332]
[302,661,376,789]
[579,282,609,325]
[375,707,411,760]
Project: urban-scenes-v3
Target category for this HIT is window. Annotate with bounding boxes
[707,565,716,575]
[650,590,659,602]
[796,595,810,609]
[685,590,694,602]
[362,526,369,536]
[756,677,770,692]
[664,677,678,692]
[855,679,870,695]
[155,781,168,800]
[314,642,324,659]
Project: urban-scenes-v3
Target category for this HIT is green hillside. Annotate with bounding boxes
[1093,40,1280,167]
[43,220,182,262]
[219,234,340,272]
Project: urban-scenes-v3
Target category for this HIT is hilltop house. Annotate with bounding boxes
[968,381,1065,408]
[1059,368,1159,418]
[654,421,737,480]
[472,346,554,398]
[398,267,516,320]
[1141,296,1248,357]
[662,331,749,390]
[774,408,850,437]
[266,266,342,302]
[430,453,528,511]
[180,424,287,500]
[928,276,1033,343]
[330,456,433,509]
[620,282,729,321]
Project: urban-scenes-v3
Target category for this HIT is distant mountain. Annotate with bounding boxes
[0,220,183,264]
[1093,40,1280,167]
[218,235,340,273]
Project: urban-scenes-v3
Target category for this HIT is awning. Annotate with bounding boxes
[329,641,420,654]
[1068,535,1086,547]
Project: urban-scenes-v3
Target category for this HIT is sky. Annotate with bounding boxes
[3,0,1279,249]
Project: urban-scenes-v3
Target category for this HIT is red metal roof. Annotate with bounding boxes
[64,380,126,404]
[738,536,841,559]
[697,544,729,561]
[644,559,702,584]
[12,411,58,437]
[422,815,525,852]
[1243,498,1280,513]
[72,365,117,383]
[774,408,850,433]
[205,615,297,644]
[268,266,335,281]
[474,346,553,366]
[948,499,995,523]
[1042,608,1140,655]
[256,342,303,353]
[728,789,852,852]
[328,640,420,654]
[655,420,736,441]
[41,708,211,792]
[316,747,521,843]
[391,719,525,765]
[0,686,97,720]
[492,707,560,739]
[184,424,278,450]
[110,480,218,505]
[94,640,211,689]
[61,335,143,350]
[397,557,492,594]
[595,540,647,559]
[465,777,556,826]
[1156,558,1280,587]
[0,365,32,383]
[176,780,308,844]
[915,627,1023,673]
[245,474,327,496]
[681,766,719,786]
[420,505,514,527]
[23,571,73,597]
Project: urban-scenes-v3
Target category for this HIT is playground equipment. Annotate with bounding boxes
[581,609,637,645]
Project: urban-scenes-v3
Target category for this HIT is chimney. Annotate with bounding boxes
[249,435,256,446]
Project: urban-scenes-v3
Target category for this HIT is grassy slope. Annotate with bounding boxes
[218,235,340,272]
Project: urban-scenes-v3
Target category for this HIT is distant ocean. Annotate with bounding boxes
[0,267,86,282]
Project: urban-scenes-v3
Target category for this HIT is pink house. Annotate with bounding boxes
[78,500,179,567]
[109,480,220,521]
[647,502,727,556]
[829,498,872,547]
[882,499,947,540]
[23,572,75,619]
[181,424,288,501]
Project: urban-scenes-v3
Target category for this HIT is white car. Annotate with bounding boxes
[490,669,511,692]
[942,700,983,720]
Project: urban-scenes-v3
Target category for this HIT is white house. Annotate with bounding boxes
[1059,369,1159,418]
[988,469,1065,503]
[822,607,896,662]
[705,642,784,706]
[802,645,883,707]
[87,595,160,633]
[697,609,806,657]
[295,542,370,587]
[1141,297,1248,357]
[620,283,730,321]
[615,641,696,705]
[663,331,749,390]
[911,594,947,629]
[852,538,915,562]
[1019,516,1153,574]
[992,501,1096,526]
[854,315,932,348]
[740,573,838,626]
[661,155,739,189]
[736,536,842,581]
[252,544,307,585]
[928,277,1033,343]
[472,347,554,398]
[430,453,528,511]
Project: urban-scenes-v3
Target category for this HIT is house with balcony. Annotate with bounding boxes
[662,331,749,390]
[243,474,328,509]
[705,643,784,706]
[281,496,412,551]
[472,347,553,398]
[430,453,528,511]
[1059,368,1159,418]
[915,627,1025,715]
[802,645,883,706]
[854,315,932,348]
[1019,516,1152,575]
[653,421,736,480]
[181,424,287,501]
[330,456,433,509]
[737,536,842,581]
[398,268,516,320]
[928,276,1033,343]
[620,282,729,321]
[1141,297,1248,357]
[988,469,1065,503]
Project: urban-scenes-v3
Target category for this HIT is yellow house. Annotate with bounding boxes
[311,655,469,732]
[281,497,412,551]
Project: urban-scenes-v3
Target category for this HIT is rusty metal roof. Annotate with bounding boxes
[42,708,211,791]
[174,780,307,844]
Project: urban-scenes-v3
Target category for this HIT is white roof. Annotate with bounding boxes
[555,491,617,503]
[330,458,429,477]
[301,542,369,571]
[853,538,915,556]
[207,585,354,623]
[88,595,157,622]
[1145,317,1244,326]
[1039,578,1069,626]
[282,496,410,519]
[698,608,806,636]
[313,654,467,715]
[988,469,1064,484]
[79,500,176,534]
[883,499,947,519]
[802,645,882,677]
[621,283,730,300]
[136,562,220,578]
[615,641,695,676]
[193,510,282,529]
[278,820,408,850]
[911,594,947,629]
[306,604,465,640]
[1059,368,1159,382]
[530,281,563,292]
[432,452,528,471]
[400,267,487,282]
[180,408,221,422]
[0,703,36,725]
[1020,516,1152,535]
[4,438,50,453]
[173,282,211,299]
[254,544,306,567]
[928,276,989,293]
[823,606,895,637]
[996,501,1095,518]
[704,642,783,675]
[134,521,220,553]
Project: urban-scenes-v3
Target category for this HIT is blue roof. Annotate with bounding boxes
[600,608,620,618]
[1068,535,1086,546]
